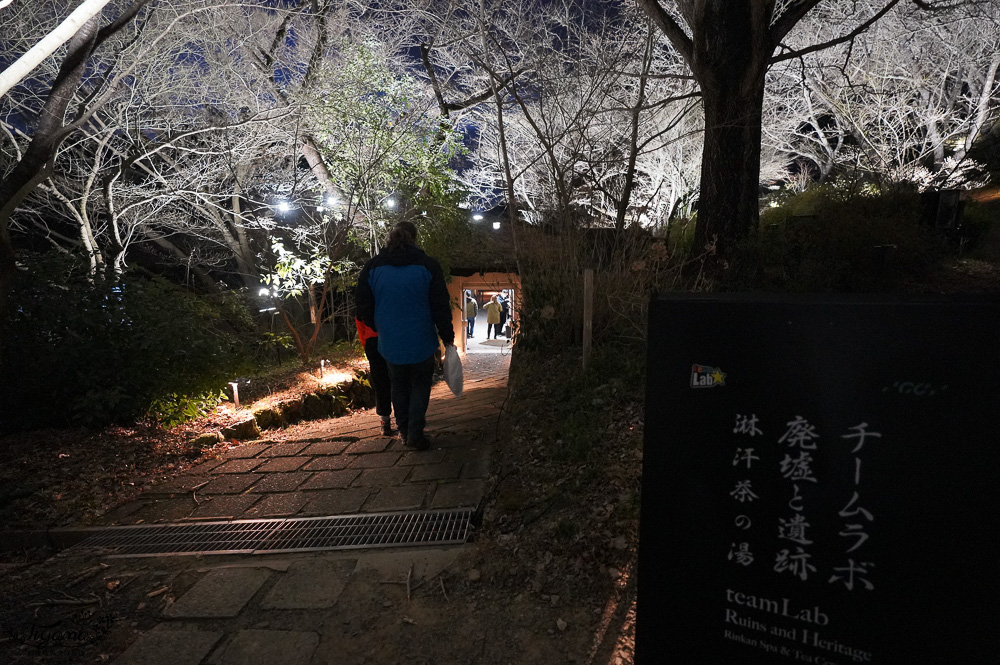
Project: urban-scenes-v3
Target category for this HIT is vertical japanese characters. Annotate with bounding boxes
[728,414,879,592]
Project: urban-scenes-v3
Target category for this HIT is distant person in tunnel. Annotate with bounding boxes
[497,290,510,338]
[356,221,456,451]
[465,292,478,339]
[485,294,502,339]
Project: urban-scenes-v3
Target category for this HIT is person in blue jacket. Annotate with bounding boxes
[355,221,456,451]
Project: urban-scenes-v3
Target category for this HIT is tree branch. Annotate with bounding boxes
[771,0,901,64]
[634,0,693,66]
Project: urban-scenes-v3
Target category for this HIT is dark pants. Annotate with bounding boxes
[364,337,392,418]
[467,317,475,337]
[488,322,501,338]
[498,313,508,336]
[386,354,435,444]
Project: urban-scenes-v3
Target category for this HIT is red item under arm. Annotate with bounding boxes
[355,317,378,346]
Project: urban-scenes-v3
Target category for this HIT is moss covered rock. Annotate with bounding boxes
[222,417,261,441]
[190,431,224,450]
[279,399,302,424]
[345,375,377,409]
[253,407,283,431]
[302,393,333,420]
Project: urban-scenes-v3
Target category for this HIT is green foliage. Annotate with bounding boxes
[0,253,260,433]
[724,189,948,292]
[304,39,467,255]
[264,241,331,299]
[148,389,227,429]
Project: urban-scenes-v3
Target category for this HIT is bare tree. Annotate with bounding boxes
[633,0,923,256]
[764,1,1000,191]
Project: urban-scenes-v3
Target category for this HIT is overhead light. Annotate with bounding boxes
[492,221,501,230]
[277,200,291,212]
[385,198,396,209]
[473,213,484,221]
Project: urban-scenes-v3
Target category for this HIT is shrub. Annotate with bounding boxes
[725,190,948,292]
[1,253,259,433]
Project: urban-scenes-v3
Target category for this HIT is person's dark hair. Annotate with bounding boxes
[385,221,418,250]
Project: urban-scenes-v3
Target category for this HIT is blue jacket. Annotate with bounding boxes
[356,242,455,365]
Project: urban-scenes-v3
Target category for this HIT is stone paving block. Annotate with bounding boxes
[182,459,227,475]
[363,485,429,512]
[163,567,271,618]
[221,443,270,460]
[300,470,359,490]
[303,456,352,471]
[257,442,310,457]
[460,458,491,479]
[188,494,260,519]
[352,467,410,487]
[242,493,309,518]
[407,462,463,483]
[213,458,266,473]
[343,438,391,454]
[217,629,319,665]
[255,456,308,472]
[301,488,370,515]
[142,477,205,497]
[250,471,312,493]
[301,440,350,455]
[261,559,357,609]
[396,449,448,465]
[200,473,261,495]
[446,446,493,464]
[130,498,194,524]
[102,500,147,524]
[113,628,223,665]
[429,480,486,509]
[348,452,401,469]
[427,433,470,449]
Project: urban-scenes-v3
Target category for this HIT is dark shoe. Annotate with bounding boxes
[381,420,393,436]
[405,435,430,451]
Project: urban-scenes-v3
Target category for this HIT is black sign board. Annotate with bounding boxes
[638,293,1000,665]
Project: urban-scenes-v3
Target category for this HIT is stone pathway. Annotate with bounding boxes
[108,547,469,665]
[100,354,510,527]
[68,353,512,665]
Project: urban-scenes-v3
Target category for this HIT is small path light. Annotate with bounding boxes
[229,382,240,409]
[319,359,325,379]
[473,213,484,221]
[492,221,501,230]
[385,198,396,209]
[277,200,292,212]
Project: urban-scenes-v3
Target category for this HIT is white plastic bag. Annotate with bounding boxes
[443,344,464,396]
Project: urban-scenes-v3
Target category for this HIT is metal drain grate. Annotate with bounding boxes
[75,508,474,557]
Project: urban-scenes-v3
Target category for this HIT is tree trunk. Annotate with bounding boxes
[688,2,770,259]
[0,17,101,309]
[694,79,767,256]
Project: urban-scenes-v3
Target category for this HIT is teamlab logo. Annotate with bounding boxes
[691,364,726,388]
